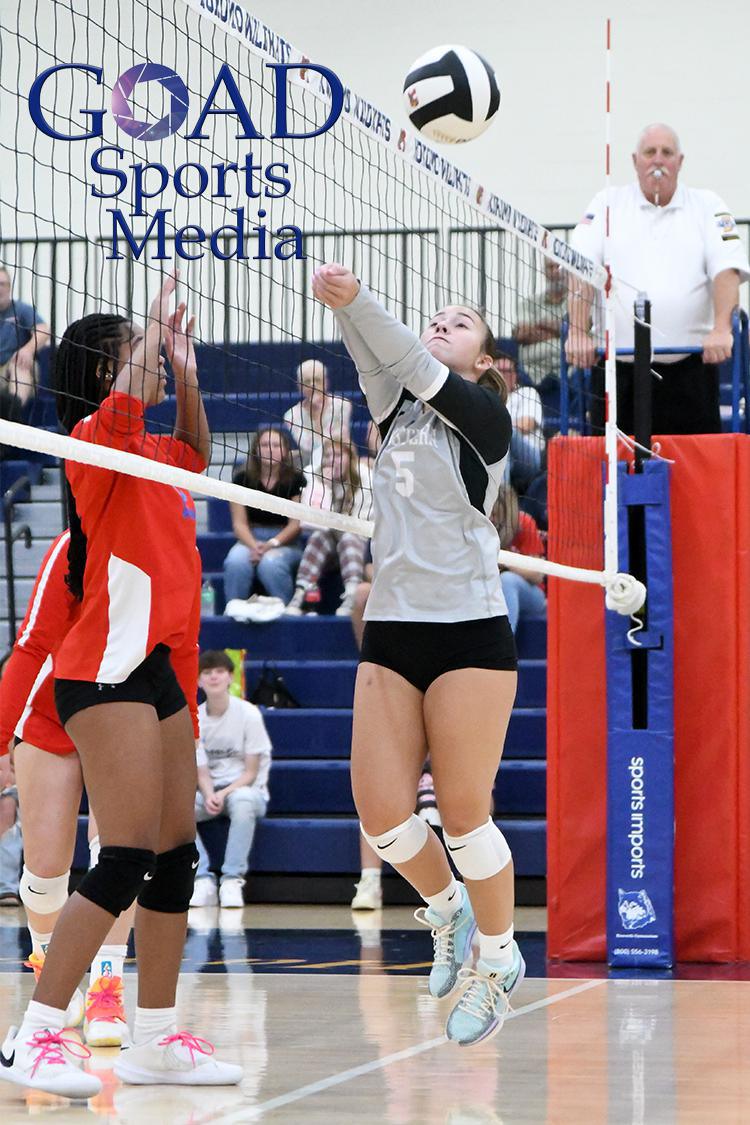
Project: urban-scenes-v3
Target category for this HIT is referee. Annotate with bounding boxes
[567,122,750,435]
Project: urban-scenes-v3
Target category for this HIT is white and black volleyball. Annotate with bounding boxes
[402,45,500,144]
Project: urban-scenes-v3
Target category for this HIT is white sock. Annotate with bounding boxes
[134,1005,177,1045]
[90,944,127,987]
[360,868,381,882]
[424,877,461,924]
[28,928,54,959]
[19,999,66,1037]
[479,923,515,969]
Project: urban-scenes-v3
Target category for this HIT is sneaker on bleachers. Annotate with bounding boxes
[335,583,359,617]
[218,878,244,909]
[190,877,218,908]
[351,873,382,911]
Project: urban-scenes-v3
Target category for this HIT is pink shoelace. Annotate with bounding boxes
[159,1031,215,1066]
[28,1030,91,1078]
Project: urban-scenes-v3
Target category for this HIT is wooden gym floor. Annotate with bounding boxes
[1,904,749,1123]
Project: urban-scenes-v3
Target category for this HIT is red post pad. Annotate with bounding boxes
[547,434,750,962]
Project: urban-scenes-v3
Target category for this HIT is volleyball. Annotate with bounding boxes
[402,45,500,144]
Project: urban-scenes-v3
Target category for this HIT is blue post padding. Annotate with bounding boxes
[606,459,675,967]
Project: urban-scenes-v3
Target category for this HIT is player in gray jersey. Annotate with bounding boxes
[313,264,526,1048]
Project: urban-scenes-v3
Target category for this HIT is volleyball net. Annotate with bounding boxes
[1,0,643,613]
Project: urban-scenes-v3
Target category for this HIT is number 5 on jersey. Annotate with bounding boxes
[392,451,415,497]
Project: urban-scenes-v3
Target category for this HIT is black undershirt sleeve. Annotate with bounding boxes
[427,372,512,464]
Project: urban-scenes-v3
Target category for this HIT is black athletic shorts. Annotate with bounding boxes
[360,617,517,694]
[55,643,186,729]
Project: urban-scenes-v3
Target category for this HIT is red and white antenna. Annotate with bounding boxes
[603,16,620,582]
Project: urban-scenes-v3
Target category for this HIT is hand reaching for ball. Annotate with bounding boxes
[312,264,359,309]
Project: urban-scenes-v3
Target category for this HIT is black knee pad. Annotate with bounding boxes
[137,842,199,914]
[76,846,156,917]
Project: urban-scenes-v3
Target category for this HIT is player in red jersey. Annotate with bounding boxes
[0,276,241,1098]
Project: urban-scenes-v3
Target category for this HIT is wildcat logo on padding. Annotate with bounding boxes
[618,888,656,931]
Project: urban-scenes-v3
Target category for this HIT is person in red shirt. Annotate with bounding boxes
[1,276,241,1097]
[496,486,547,633]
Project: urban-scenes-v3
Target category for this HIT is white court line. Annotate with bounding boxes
[227,978,606,1121]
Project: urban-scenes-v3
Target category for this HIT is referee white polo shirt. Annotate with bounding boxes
[571,182,750,361]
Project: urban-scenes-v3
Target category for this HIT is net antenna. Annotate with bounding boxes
[1,0,644,615]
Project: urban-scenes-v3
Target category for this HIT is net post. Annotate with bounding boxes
[605,459,675,968]
[730,307,741,433]
[633,292,653,467]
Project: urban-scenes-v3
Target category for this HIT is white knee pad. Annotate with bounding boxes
[89,834,101,868]
[361,814,429,864]
[19,868,70,914]
[443,818,512,881]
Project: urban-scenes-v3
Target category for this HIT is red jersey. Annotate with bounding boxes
[0,531,77,756]
[53,391,204,736]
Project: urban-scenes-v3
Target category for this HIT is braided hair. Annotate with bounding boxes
[54,313,131,599]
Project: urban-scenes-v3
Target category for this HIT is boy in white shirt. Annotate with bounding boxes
[190,651,272,909]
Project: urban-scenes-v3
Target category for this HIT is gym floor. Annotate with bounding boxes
[1,905,749,1122]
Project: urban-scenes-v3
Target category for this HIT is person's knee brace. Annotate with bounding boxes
[76,846,156,917]
[361,814,429,864]
[443,818,512,881]
[19,868,70,915]
[137,842,200,913]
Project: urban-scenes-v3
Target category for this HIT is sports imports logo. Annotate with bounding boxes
[111,63,190,141]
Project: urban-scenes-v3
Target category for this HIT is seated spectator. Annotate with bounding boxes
[495,485,547,634]
[0,738,22,908]
[283,359,352,473]
[287,439,370,616]
[496,353,545,493]
[223,426,306,613]
[190,650,273,909]
[0,265,51,408]
[514,258,567,388]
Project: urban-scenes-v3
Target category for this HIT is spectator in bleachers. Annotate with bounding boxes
[283,359,352,473]
[0,266,51,409]
[190,650,273,909]
[0,751,22,906]
[286,439,371,616]
[514,258,567,387]
[494,485,546,634]
[496,353,545,492]
[223,426,306,614]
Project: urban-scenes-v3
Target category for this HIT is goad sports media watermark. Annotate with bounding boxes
[28,60,345,261]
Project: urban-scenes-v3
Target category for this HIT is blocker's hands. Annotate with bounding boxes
[702,326,733,365]
[164,302,196,377]
[312,264,359,309]
[148,269,178,332]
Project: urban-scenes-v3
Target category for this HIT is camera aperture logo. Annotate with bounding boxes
[111,63,190,141]
[28,59,344,263]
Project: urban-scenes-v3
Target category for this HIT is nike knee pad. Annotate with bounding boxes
[19,868,69,915]
[443,818,512,881]
[76,846,156,917]
[361,814,429,864]
[137,842,200,914]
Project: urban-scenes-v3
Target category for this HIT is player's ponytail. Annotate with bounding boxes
[54,313,130,599]
[474,313,509,404]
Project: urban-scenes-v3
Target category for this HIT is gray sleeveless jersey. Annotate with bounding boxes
[335,286,512,622]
